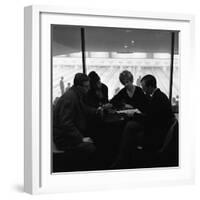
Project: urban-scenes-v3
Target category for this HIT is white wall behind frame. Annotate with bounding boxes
[0,0,199,199]
[39,10,193,194]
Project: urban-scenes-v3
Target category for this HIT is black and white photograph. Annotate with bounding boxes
[52,25,179,173]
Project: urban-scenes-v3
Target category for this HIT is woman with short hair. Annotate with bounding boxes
[110,70,147,113]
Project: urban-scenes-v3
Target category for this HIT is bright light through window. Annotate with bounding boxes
[111,52,147,59]
[69,52,82,57]
[153,53,170,59]
[90,52,109,58]
[55,54,67,57]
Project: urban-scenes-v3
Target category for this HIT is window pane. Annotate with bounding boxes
[84,27,177,100]
[52,25,83,102]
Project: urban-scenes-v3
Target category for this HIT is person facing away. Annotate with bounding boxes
[53,73,98,153]
[110,70,147,113]
[112,74,174,169]
[87,71,109,108]
[60,76,65,96]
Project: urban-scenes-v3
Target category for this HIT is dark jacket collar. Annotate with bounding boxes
[151,88,160,97]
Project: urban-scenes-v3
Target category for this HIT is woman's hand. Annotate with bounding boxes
[83,137,93,143]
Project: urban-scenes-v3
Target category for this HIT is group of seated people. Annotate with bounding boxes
[53,70,175,171]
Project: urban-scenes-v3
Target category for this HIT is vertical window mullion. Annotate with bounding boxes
[169,32,175,102]
[81,28,86,74]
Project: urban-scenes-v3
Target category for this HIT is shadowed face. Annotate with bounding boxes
[81,81,90,94]
[123,79,133,90]
[141,80,154,95]
[96,80,102,89]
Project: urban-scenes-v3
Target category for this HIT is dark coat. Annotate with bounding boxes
[138,89,174,149]
[87,83,108,108]
[53,86,96,150]
[110,86,148,113]
[145,89,173,131]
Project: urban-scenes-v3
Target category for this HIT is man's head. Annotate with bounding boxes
[73,73,90,94]
[88,71,101,89]
[141,74,157,95]
[119,70,134,90]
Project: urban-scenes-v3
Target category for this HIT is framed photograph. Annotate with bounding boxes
[24,5,195,194]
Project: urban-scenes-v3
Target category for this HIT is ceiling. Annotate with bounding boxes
[52,25,179,57]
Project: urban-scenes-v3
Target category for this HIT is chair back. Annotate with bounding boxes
[159,118,178,153]
[53,142,64,154]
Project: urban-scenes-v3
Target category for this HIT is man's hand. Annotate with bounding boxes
[134,108,142,114]
[83,137,93,143]
[124,104,134,109]
[102,103,113,109]
[96,106,104,118]
[125,109,142,117]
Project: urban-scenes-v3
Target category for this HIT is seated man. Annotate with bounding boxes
[140,74,174,150]
[112,74,174,168]
[53,73,99,166]
[87,71,109,108]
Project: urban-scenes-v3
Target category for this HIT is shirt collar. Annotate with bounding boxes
[150,88,158,97]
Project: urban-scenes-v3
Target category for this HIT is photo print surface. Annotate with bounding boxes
[52,25,179,173]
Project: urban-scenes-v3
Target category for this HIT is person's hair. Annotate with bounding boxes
[141,74,157,88]
[88,71,100,89]
[119,70,133,85]
[88,71,100,83]
[73,73,89,86]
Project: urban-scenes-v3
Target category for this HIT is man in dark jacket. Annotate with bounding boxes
[53,73,97,154]
[112,74,174,168]
[140,74,174,149]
